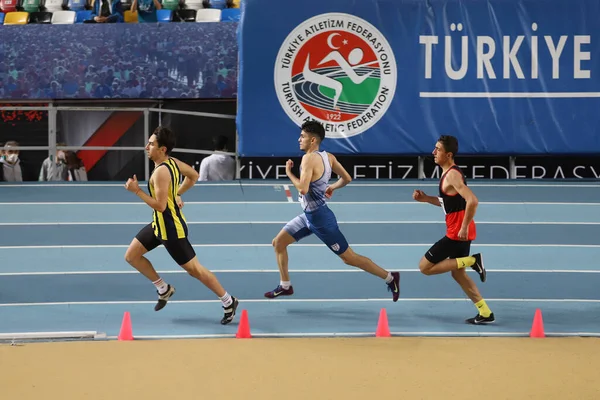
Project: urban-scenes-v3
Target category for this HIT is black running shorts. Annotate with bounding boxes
[424,236,471,264]
[135,223,196,266]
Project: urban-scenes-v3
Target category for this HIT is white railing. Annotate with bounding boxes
[0,103,239,181]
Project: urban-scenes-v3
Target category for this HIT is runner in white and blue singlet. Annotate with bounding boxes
[264,120,400,301]
[298,150,331,212]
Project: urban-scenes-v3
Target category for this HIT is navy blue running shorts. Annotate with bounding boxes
[283,205,349,255]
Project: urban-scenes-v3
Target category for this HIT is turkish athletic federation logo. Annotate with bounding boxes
[274,13,397,139]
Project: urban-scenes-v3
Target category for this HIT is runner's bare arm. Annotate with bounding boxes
[287,153,317,195]
[412,189,441,206]
[127,167,170,212]
[327,153,352,191]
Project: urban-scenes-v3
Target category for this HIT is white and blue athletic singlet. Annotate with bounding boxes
[283,151,349,255]
[298,151,331,212]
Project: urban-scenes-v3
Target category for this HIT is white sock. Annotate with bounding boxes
[385,272,393,284]
[220,292,233,307]
[153,277,169,294]
[280,280,291,290]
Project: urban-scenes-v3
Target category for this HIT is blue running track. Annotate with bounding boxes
[0,180,599,339]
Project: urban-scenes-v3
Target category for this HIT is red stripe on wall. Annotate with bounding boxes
[77,111,142,171]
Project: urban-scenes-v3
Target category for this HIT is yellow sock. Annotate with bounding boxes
[456,256,475,269]
[475,299,492,318]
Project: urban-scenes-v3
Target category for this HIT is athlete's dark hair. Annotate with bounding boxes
[212,135,228,151]
[301,120,326,143]
[153,126,176,155]
[438,135,458,158]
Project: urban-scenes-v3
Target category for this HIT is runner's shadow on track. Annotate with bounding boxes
[411,312,478,326]
[171,316,224,326]
[287,308,376,320]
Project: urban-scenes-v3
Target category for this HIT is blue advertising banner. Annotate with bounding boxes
[0,23,238,100]
[237,0,600,156]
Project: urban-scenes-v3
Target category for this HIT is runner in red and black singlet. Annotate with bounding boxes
[412,135,495,325]
[439,165,477,242]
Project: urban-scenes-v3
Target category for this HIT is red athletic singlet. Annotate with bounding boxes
[438,165,476,241]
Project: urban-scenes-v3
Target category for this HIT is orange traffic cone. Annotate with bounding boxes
[376,308,391,337]
[530,308,545,338]
[236,310,252,339]
[118,311,134,341]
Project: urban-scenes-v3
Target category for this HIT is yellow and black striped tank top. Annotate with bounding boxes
[148,158,188,241]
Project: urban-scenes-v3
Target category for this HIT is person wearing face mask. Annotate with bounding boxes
[39,142,69,181]
[0,141,23,182]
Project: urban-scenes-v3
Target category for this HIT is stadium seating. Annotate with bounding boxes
[182,0,202,10]
[29,10,52,22]
[120,0,131,11]
[21,0,42,13]
[161,0,179,10]
[75,8,91,21]
[43,0,66,13]
[0,0,18,13]
[123,9,136,22]
[51,9,75,23]
[176,8,195,21]
[0,0,240,24]
[156,8,172,22]
[3,10,28,23]
[67,0,88,11]
[220,7,238,21]
[195,7,219,21]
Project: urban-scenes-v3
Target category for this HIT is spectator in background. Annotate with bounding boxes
[65,151,88,181]
[87,0,124,23]
[220,71,236,97]
[0,23,238,100]
[93,79,113,98]
[132,0,162,23]
[198,135,235,181]
[0,141,24,182]
[163,81,179,97]
[199,76,219,98]
[39,143,69,181]
[216,74,227,93]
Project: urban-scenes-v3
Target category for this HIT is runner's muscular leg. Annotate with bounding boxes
[419,256,483,302]
[272,229,296,282]
[339,247,389,280]
[451,268,483,303]
[180,256,227,298]
[124,238,160,282]
[419,256,460,275]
